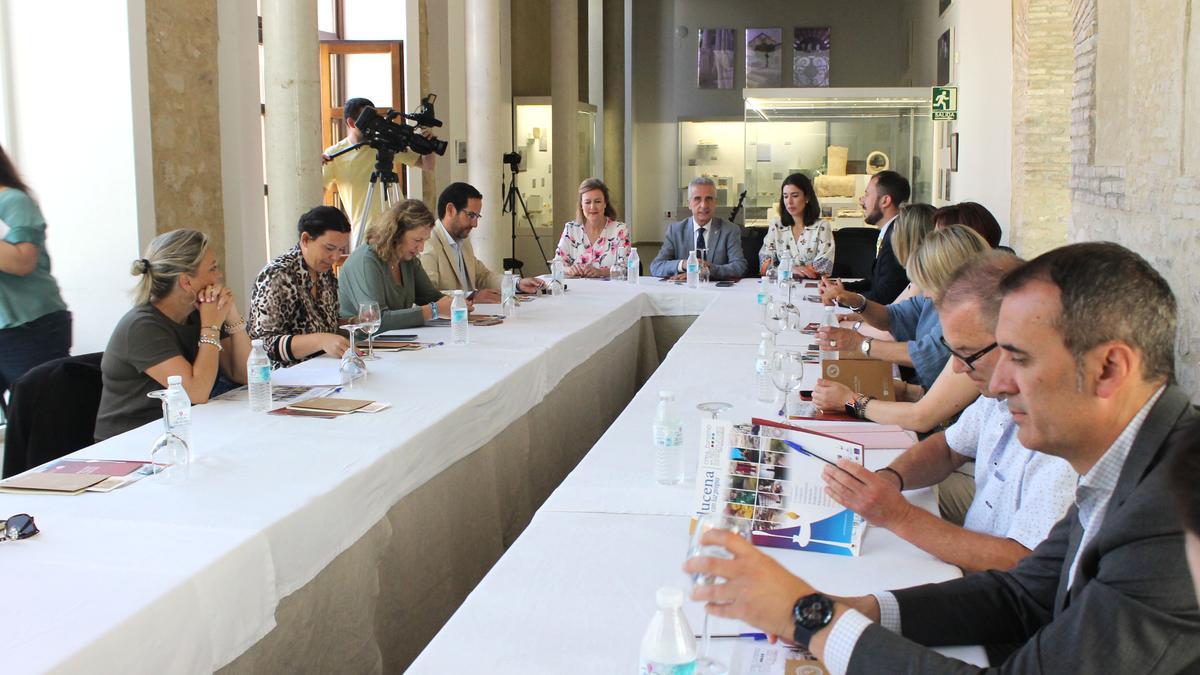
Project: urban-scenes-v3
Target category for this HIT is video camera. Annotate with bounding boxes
[354,94,448,157]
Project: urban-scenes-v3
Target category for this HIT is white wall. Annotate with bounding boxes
[2,0,156,353]
[943,0,1013,238]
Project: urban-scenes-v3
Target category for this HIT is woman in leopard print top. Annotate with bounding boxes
[248,206,352,367]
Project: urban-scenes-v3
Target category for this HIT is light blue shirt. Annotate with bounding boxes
[885,295,949,390]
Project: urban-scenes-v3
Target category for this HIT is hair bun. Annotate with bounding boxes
[131,258,151,275]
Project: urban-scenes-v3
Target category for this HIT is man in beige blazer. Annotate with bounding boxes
[420,182,544,303]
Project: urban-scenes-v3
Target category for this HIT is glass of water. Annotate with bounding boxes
[686,511,752,674]
[358,301,381,360]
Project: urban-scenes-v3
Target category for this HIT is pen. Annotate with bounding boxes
[694,632,768,640]
[782,440,838,467]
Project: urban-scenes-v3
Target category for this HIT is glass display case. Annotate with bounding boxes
[742,88,934,229]
[512,97,598,230]
[678,120,746,217]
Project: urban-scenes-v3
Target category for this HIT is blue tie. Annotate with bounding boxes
[696,226,706,251]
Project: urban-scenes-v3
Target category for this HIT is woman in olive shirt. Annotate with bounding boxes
[96,229,252,440]
[0,144,71,413]
[338,199,470,331]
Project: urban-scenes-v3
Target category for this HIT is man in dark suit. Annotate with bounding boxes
[686,242,1200,674]
[826,170,910,305]
[649,176,747,280]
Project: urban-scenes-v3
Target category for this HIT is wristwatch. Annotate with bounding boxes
[429,302,440,320]
[860,336,874,357]
[792,593,835,646]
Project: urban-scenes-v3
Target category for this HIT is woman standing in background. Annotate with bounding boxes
[0,144,71,414]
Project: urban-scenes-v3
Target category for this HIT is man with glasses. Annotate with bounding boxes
[420,182,544,303]
[816,251,1076,573]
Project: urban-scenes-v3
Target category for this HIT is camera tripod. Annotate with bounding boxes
[326,141,403,249]
[501,159,549,274]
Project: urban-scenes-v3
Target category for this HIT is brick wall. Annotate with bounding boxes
[1011,0,1073,258]
[1066,0,1200,397]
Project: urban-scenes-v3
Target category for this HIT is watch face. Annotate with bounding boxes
[797,594,834,629]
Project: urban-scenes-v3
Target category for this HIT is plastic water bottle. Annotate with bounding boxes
[501,270,517,318]
[451,290,469,345]
[779,251,793,283]
[756,276,769,320]
[550,255,566,296]
[755,331,776,403]
[638,587,697,675]
[686,250,699,289]
[164,375,192,448]
[820,305,840,362]
[652,391,685,485]
[247,339,272,412]
[627,247,640,285]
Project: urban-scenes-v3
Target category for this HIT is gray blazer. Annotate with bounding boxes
[847,385,1200,674]
[648,217,747,280]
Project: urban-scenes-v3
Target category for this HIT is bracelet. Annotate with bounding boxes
[852,320,863,331]
[205,324,221,333]
[198,336,223,351]
[223,318,246,332]
[848,294,867,313]
[853,394,873,419]
[429,302,440,320]
[876,466,906,491]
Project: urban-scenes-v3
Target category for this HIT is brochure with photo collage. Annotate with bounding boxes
[693,418,867,557]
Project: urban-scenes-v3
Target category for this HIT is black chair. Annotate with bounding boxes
[3,352,104,478]
[831,227,879,279]
[740,226,766,278]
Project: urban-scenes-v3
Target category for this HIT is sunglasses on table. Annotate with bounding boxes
[0,513,39,541]
[938,336,998,371]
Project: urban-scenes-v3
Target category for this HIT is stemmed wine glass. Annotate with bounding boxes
[696,248,709,284]
[358,301,382,360]
[686,511,752,674]
[763,297,787,337]
[145,390,190,483]
[696,401,733,420]
[771,350,807,418]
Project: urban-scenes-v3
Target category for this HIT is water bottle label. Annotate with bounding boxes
[756,292,766,305]
[249,364,271,384]
[755,358,768,375]
[452,308,468,322]
[639,659,696,675]
[653,424,683,447]
[687,264,698,274]
[780,268,792,281]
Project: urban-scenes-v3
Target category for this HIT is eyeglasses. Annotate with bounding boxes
[0,513,38,541]
[462,210,481,220]
[939,336,998,371]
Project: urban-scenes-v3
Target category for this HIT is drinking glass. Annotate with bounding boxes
[696,248,709,284]
[771,350,807,418]
[358,301,382,360]
[686,511,752,674]
[696,401,733,420]
[145,389,190,483]
[763,297,787,336]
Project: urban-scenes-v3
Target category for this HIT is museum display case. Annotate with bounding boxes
[512,97,598,230]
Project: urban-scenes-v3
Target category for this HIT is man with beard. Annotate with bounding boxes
[825,170,910,305]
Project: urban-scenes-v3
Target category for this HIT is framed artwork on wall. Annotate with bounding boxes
[937,28,952,86]
[793,27,831,87]
[746,28,782,88]
[698,28,736,89]
[940,0,953,17]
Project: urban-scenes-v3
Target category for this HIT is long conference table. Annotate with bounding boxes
[2,278,985,673]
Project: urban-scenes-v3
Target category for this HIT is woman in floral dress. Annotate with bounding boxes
[554,178,630,278]
[759,172,835,278]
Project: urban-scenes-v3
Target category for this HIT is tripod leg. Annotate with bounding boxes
[356,179,378,249]
[514,188,549,270]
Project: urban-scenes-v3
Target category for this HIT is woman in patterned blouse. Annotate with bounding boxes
[248,206,352,367]
[758,172,835,278]
[554,177,630,278]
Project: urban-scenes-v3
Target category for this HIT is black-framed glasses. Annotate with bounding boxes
[939,336,998,371]
[0,513,38,541]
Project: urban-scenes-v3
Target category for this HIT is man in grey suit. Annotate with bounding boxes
[685,242,1200,674]
[649,176,747,280]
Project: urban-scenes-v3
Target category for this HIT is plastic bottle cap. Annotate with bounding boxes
[656,586,684,609]
[167,375,182,385]
[252,338,264,347]
[824,305,834,312]
[454,289,464,296]
[658,390,674,400]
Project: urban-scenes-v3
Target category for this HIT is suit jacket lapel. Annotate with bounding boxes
[436,223,464,288]
[1057,385,1191,613]
[461,237,476,288]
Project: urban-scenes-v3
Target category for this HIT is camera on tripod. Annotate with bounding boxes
[354,94,449,157]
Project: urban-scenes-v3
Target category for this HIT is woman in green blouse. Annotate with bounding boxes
[0,144,71,414]
[338,199,470,330]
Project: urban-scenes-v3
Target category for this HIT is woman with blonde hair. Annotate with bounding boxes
[95,229,252,440]
[815,224,990,392]
[338,199,464,330]
[554,177,630,278]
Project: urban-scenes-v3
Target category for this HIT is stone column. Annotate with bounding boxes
[466,0,505,269]
[261,0,322,256]
[550,0,579,235]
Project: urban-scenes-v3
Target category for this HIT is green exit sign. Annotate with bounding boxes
[932,86,958,120]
